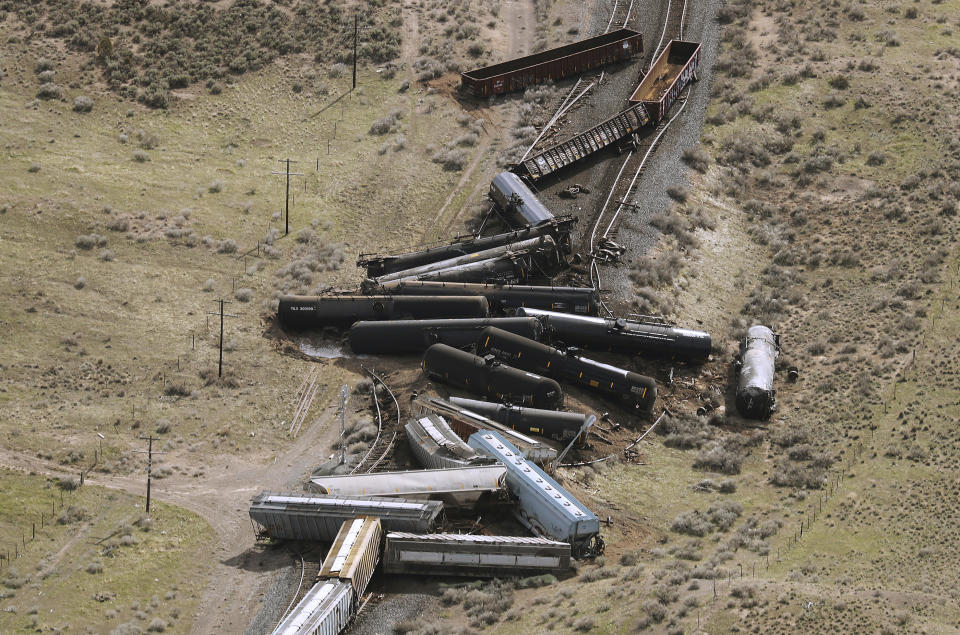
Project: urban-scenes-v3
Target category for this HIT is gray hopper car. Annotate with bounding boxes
[317,517,382,598]
[415,396,558,465]
[271,579,353,635]
[310,465,506,508]
[349,317,543,355]
[489,171,555,227]
[249,492,442,541]
[736,325,779,420]
[378,281,600,316]
[468,431,602,556]
[422,343,564,409]
[517,308,712,362]
[447,396,589,443]
[404,414,493,470]
[278,295,489,329]
[383,532,571,577]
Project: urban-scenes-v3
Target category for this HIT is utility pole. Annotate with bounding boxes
[272,159,303,236]
[352,14,359,91]
[134,436,166,514]
[207,300,238,378]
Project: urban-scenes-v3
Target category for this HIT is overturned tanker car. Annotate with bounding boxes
[476,327,657,410]
[374,235,562,284]
[489,171,555,227]
[349,317,542,355]
[422,343,563,410]
[447,396,589,444]
[357,216,576,278]
[377,280,600,316]
[517,308,711,362]
[278,295,489,329]
[736,325,779,420]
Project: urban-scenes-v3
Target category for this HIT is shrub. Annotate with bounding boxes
[208,180,223,194]
[132,150,150,163]
[163,383,190,397]
[693,438,744,474]
[202,279,216,292]
[216,239,237,254]
[682,146,711,172]
[73,95,94,112]
[37,83,62,100]
[235,288,253,302]
[28,163,41,173]
[432,147,469,171]
[58,505,88,524]
[74,276,86,290]
[369,113,399,135]
[866,151,886,166]
[99,249,115,262]
[718,479,737,493]
[86,561,104,574]
[672,510,713,536]
[147,618,167,632]
[572,616,595,632]
[35,58,55,73]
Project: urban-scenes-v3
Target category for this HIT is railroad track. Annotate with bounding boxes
[288,367,320,437]
[519,0,637,164]
[352,367,401,474]
[585,0,692,307]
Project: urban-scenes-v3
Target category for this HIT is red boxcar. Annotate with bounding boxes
[461,29,643,97]
[628,40,701,121]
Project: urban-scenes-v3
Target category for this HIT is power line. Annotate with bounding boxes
[207,299,238,378]
[134,436,166,514]
[271,159,304,236]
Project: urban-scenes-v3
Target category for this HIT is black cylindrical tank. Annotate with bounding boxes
[422,343,563,409]
[378,281,600,316]
[489,171,555,226]
[517,308,712,362]
[349,317,543,354]
[447,396,588,443]
[735,325,778,420]
[277,295,489,329]
[476,327,657,410]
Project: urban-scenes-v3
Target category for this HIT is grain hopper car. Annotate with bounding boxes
[249,492,442,541]
[382,532,571,577]
[468,431,602,557]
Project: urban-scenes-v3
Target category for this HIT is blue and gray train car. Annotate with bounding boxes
[467,431,603,556]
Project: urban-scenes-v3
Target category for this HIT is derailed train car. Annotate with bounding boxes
[447,396,589,444]
[383,532,571,577]
[468,431,603,557]
[357,217,576,278]
[422,343,564,409]
[628,40,702,121]
[476,327,657,410]
[378,281,600,316]
[272,579,354,635]
[373,236,560,284]
[736,325,779,420]
[317,517,382,598]
[489,171,554,227]
[309,465,506,508]
[517,308,712,362]
[415,396,558,464]
[278,295,489,328]
[249,492,442,541]
[404,414,493,470]
[348,317,543,354]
